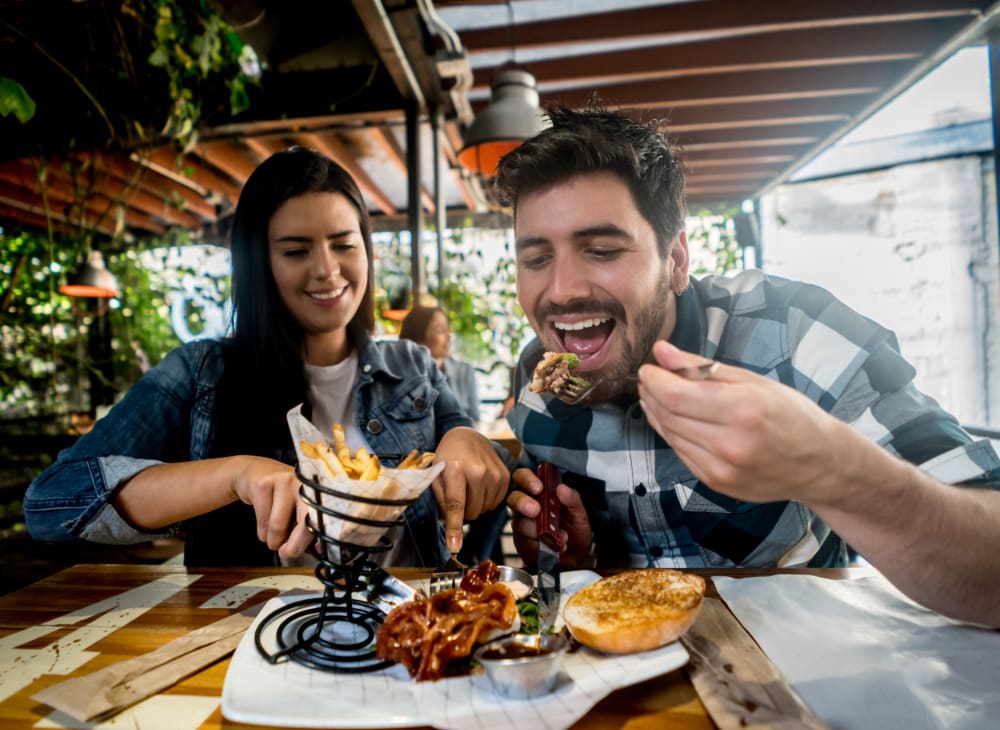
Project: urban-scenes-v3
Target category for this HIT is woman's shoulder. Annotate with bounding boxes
[146,338,228,388]
[363,337,436,374]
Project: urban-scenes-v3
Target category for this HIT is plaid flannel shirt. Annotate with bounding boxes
[508,270,1000,568]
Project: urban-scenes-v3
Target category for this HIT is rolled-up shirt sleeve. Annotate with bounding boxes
[24,341,214,544]
[26,455,173,543]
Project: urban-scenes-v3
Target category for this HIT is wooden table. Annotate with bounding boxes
[0,564,866,729]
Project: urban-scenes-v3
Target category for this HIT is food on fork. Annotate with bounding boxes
[375,560,519,681]
[529,351,591,396]
[563,569,705,654]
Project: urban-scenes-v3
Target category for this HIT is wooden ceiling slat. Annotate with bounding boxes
[135,148,242,207]
[89,153,218,222]
[5,160,201,230]
[374,126,435,214]
[673,122,843,146]
[456,0,980,54]
[681,147,805,163]
[0,181,124,236]
[470,20,963,93]
[192,141,259,186]
[0,203,93,237]
[297,132,397,216]
[688,171,778,182]
[241,136,288,163]
[656,96,873,131]
[540,60,909,111]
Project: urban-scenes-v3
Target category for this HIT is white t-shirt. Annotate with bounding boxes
[290,353,410,567]
[304,353,370,451]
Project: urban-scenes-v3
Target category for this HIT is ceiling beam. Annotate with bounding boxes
[133,148,242,208]
[538,60,909,111]
[470,19,963,94]
[374,125,435,214]
[89,153,218,222]
[457,0,981,54]
[6,159,201,230]
[297,131,397,216]
[191,141,260,185]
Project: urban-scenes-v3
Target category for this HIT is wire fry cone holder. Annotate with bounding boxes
[254,468,421,673]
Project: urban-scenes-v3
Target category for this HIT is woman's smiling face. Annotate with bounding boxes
[268,191,369,365]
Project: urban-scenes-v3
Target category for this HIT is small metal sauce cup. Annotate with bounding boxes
[474,633,569,700]
[496,565,534,601]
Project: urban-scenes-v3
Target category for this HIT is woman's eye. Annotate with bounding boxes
[282,248,308,257]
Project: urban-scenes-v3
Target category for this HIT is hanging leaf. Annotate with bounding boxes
[0,77,37,123]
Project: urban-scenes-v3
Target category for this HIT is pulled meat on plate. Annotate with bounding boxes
[376,560,517,681]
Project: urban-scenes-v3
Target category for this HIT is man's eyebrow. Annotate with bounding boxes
[515,235,549,251]
[572,224,630,240]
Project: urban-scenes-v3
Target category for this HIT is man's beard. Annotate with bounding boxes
[590,270,673,403]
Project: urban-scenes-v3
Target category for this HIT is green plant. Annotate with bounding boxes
[687,210,743,276]
[0,225,224,420]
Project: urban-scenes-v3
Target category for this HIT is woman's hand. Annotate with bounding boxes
[229,456,314,559]
[507,467,593,569]
[432,426,511,554]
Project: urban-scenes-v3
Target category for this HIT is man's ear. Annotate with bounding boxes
[669,229,690,294]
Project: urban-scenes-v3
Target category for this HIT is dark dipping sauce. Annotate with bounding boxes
[481,642,552,660]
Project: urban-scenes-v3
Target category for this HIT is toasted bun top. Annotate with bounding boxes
[563,569,705,654]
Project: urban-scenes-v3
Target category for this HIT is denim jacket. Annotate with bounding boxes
[24,334,504,566]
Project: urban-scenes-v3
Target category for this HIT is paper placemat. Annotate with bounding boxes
[715,573,1000,730]
[222,571,689,730]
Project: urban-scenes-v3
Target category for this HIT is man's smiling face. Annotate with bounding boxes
[515,172,689,401]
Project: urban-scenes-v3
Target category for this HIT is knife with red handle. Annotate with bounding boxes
[536,462,561,634]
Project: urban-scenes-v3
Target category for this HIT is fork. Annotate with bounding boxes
[429,551,467,594]
[553,362,719,405]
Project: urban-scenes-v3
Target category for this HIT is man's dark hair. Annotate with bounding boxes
[494,106,686,256]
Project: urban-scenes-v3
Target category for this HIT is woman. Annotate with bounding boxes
[24,147,510,567]
[399,305,480,422]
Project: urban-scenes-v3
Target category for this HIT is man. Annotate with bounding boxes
[498,107,1000,627]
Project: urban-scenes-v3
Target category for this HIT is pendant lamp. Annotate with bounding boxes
[59,250,118,298]
[457,69,545,178]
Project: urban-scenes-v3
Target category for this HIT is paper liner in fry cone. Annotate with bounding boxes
[287,405,442,564]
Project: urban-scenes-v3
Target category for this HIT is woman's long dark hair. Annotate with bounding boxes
[213,147,376,458]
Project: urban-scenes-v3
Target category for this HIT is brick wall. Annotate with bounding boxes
[760,155,1000,427]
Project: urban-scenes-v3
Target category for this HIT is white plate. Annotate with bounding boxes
[222,570,689,730]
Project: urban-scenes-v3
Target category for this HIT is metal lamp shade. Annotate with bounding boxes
[458,69,546,178]
[59,250,118,298]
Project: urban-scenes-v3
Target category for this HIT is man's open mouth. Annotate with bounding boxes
[553,317,616,363]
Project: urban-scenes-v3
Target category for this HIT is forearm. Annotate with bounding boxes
[113,457,241,530]
[810,421,1000,626]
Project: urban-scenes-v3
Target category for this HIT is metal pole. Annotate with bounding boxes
[989,32,1000,264]
[431,107,446,298]
[406,101,423,302]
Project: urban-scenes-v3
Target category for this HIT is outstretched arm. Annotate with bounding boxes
[114,456,314,559]
[639,341,1000,626]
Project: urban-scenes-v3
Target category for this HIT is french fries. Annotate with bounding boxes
[298,424,436,481]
